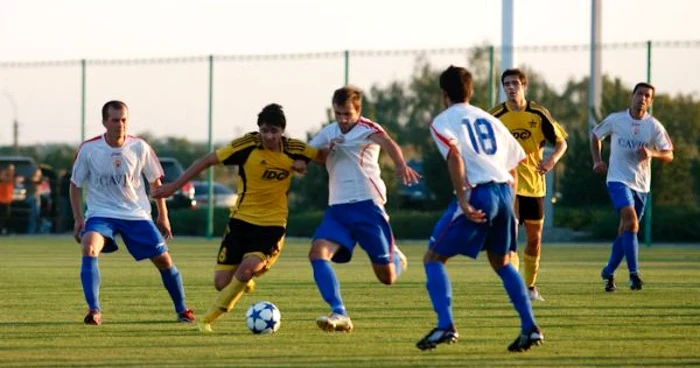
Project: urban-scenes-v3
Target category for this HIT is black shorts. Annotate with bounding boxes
[515,195,544,223]
[216,218,286,270]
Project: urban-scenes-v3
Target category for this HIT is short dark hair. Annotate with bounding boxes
[439,65,473,103]
[257,103,286,129]
[101,100,128,121]
[332,86,363,110]
[632,82,655,98]
[501,68,528,86]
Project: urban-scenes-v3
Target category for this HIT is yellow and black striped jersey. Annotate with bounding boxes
[489,101,567,197]
[215,132,318,227]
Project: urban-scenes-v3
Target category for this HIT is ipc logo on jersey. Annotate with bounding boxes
[512,128,532,140]
[262,168,290,181]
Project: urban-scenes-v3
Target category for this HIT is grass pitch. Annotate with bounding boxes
[1,236,699,367]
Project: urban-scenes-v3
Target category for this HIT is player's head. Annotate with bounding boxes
[101,100,129,139]
[501,68,527,103]
[439,65,473,105]
[332,86,362,133]
[257,103,286,150]
[631,82,655,114]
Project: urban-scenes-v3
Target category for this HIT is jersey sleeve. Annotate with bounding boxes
[284,138,319,163]
[142,142,165,183]
[651,119,674,151]
[70,145,89,188]
[430,118,458,160]
[535,105,568,144]
[216,133,258,166]
[592,116,613,140]
[309,127,330,149]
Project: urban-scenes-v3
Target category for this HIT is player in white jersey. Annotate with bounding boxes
[70,100,194,325]
[590,82,674,292]
[308,86,420,332]
[416,66,542,353]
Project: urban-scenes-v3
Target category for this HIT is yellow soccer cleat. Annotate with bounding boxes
[198,322,213,333]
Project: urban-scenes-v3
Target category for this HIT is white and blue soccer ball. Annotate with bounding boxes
[245,301,281,334]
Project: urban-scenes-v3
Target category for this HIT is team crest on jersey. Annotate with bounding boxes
[529,120,537,128]
[113,159,121,168]
[632,123,640,136]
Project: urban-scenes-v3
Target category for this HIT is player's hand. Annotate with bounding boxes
[292,160,308,175]
[396,164,421,186]
[151,183,177,199]
[592,161,607,174]
[536,160,555,175]
[156,216,173,240]
[329,136,345,151]
[458,198,486,224]
[73,218,85,244]
[638,146,652,161]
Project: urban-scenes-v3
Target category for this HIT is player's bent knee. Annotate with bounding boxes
[150,252,173,269]
[308,240,336,261]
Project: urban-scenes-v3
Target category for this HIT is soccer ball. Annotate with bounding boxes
[245,301,281,334]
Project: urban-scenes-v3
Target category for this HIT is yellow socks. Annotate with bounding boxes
[510,251,520,272]
[523,253,540,288]
[202,278,248,324]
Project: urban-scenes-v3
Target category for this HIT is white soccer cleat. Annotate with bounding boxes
[528,287,545,302]
[394,247,408,273]
[316,313,354,332]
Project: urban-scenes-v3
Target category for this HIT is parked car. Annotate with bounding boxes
[155,157,197,210]
[0,156,52,233]
[192,181,238,208]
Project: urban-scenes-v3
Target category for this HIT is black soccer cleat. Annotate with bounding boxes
[601,269,617,292]
[416,327,459,351]
[508,327,544,352]
[629,273,644,291]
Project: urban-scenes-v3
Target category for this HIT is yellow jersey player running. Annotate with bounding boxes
[153,104,325,332]
[489,69,568,302]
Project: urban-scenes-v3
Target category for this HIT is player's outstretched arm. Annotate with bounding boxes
[150,177,173,240]
[152,152,219,198]
[69,183,85,244]
[589,133,607,174]
[369,132,421,186]
[446,148,485,223]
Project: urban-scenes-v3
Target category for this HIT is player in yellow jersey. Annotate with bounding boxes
[489,69,568,302]
[152,103,326,332]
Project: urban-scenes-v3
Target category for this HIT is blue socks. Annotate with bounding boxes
[159,266,187,313]
[496,263,536,333]
[311,259,346,315]
[603,236,624,276]
[80,256,101,311]
[622,231,640,275]
[424,262,453,329]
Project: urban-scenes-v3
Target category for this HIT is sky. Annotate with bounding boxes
[0,0,699,146]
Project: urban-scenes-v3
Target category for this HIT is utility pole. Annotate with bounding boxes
[13,118,19,154]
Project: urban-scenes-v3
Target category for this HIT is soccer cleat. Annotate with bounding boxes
[416,327,459,351]
[84,309,102,326]
[601,269,616,292]
[245,279,256,293]
[316,313,354,332]
[395,247,408,273]
[528,287,545,301]
[177,309,196,323]
[508,327,544,352]
[629,273,644,291]
[198,322,213,333]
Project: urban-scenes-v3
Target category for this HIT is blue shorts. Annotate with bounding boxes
[312,200,395,265]
[607,182,648,219]
[83,217,168,261]
[429,182,516,259]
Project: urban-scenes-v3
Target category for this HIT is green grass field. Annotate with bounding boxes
[1,236,699,367]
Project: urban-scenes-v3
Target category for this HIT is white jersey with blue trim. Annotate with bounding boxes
[430,103,525,186]
[71,135,164,221]
[592,110,673,193]
[310,117,387,206]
